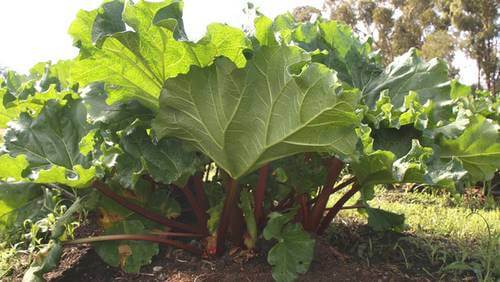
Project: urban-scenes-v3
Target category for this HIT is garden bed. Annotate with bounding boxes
[41,238,421,282]
[6,211,433,282]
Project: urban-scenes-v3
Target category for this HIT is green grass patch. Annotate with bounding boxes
[0,243,18,279]
[327,186,500,281]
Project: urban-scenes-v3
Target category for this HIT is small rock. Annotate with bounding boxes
[153,266,163,272]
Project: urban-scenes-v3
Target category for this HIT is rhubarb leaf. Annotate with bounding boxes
[4,99,96,187]
[264,212,315,282]
[154,46,360,179]
[366,207,405,232]
[0,155,29,181]
[0,183,43,234]
[70,0,250,110]
[439,115,500,181]
[363,49,452,122]
[115,127,199,187]
[94,220,159,273]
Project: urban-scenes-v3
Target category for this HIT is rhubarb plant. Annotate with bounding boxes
[0,1,498,282]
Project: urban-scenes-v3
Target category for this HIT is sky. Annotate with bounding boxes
[0,0,477,85]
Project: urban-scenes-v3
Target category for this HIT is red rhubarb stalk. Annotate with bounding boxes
[316,182,360,235]
[254,164,270,224]
[93,181,200,234]
[307,158,343,231]
[66,234,201,255]
[193,173,209,211]
[177,184,208,235]
[330,177,356,194]
[229,204,244,247]
[297,194,310,227]
[215,177,239,255]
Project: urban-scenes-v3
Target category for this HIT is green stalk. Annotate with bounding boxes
[240,190,257,249]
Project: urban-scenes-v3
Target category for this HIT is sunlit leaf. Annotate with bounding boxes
[154,46,360,179]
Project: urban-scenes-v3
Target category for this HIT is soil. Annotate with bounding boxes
[38,239,424,282]
[9,215,436,282]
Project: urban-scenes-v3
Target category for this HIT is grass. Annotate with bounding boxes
[369,190,499,241]
[0,243,18,280]
[327,186,500,281]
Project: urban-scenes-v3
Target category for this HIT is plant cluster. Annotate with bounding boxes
[0,1,498,281]
[320,0,499,93]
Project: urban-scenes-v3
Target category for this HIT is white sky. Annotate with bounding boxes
[0,0,477,85]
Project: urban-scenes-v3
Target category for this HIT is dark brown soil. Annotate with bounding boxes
[40,238,426,282]
[9,214,435,282]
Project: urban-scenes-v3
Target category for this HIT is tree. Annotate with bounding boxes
[322,0,455,67]
[292,5,321,22]
[421,30,459,78]
[449,0,499,94]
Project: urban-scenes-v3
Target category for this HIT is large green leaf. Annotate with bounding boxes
[0,154,28,181]
[366,207,404,232]
[1,70,36,101]
[264,212,315,282]
[254,15,381,89]
[79,83,155,131]
[351,150,396,187]
[68,7,98,55]
[91,99,154,131]
[115,127,200,188]
[459,88,499,121]
[4,99,95,187]
[153,46,360,179]
[372,126,422,158]
[364,88,471,140]
[94,220,159,273]
[254,14,299,46]
[70,0,251,110]
[0,183,42,228]
[0,84,79,132]
[34,165,96,188]
[29,60,74,91]
[353,137,467,189]
[424,158,468,189]
[439,115,500,181]
[392,140,432,183]
[0,88,20,127]
[316,21,381,89]
[363,49,451,122]
[92,0,126,44]
[359,50,463,148]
